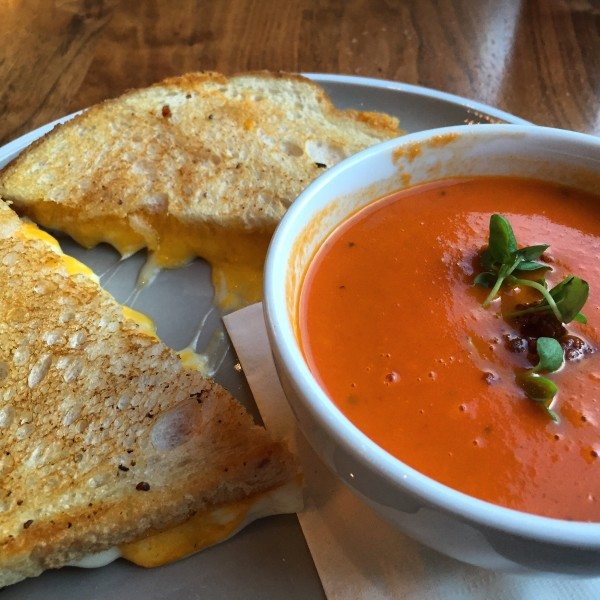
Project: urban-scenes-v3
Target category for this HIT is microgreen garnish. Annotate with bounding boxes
[533,336,564,373]
[515,374,559,422]
[508,275,589,324]
[516,337,564,423]
[476,215,550,307]
[475,214,589,323]
[474,214,591,423]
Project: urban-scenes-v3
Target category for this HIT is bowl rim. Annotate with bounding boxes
[264,123,600,547]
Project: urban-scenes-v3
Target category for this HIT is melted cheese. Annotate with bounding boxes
[61,254,98,280]
[122,306,158,338]
[16,220,99,281]
[119,499,251,567]
[23,202,272,310]
[137,254,162,288]
[211,261,265,312]
[119,478,302,567]
[19,219,166,340]
[144,224,270,310]
[68,479,302,569]
[178,328,229,377]
[17,221,61,249]
[67,548,122,569]
[178,347,209,372]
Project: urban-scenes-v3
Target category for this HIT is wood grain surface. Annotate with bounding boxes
[0,0,598,144]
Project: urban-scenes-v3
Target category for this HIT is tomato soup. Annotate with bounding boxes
[299,177,600,521]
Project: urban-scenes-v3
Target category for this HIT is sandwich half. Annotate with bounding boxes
[0,71,401,308]
[0,200,301,587]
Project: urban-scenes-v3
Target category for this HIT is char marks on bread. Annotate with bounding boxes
[0,201,298,587]
[0,71,400,261]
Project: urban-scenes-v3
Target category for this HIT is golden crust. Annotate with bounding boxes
[0,71,401,249]
[0,201,297,587]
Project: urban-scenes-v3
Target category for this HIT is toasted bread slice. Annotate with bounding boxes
[0,200,299,588]
[0,71,401,307]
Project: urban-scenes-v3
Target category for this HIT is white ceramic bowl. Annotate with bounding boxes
[263,124,600,575]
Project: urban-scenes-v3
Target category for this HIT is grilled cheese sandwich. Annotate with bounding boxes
[0,201,301,587]
[0,71,401,310]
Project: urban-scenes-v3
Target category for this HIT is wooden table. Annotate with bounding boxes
[1,0,598,145]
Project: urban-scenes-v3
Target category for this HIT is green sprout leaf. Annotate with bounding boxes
[482,256,522,306]
[549,275,574,301]
[515,372,560,423]
[516,260,550,272]
[475,214,589,325]
[477,216,552,306]
[516,372,558,401]
[516,244,549,262]
[474,272,496,288]
[509,275,589,324]
[533,337,564,373]
[488,214,517,263]
[552,276,589,323]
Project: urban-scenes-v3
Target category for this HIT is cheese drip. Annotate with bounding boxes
[21,202,272,310]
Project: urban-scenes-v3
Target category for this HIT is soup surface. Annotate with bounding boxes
[299,177,600,521]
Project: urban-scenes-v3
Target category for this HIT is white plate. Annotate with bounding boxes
[0,75,527,599]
